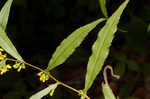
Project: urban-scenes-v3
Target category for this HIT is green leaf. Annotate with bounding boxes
[84,0,129,92]
[29,83,58,99]
[0,27,23,61]
[0,0,23,61]
[102,83,116,99]
[0,0,13,30]
[99,0,108,17]
[47,18,106,71]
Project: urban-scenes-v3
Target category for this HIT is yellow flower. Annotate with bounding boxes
[13,63,26,72]
[37,72,43,76]
[37,72,49,83]
[13,63,20,68]
[49,89,55,96]
[0,64,11,75]
[0,48,4,51]
[0,51,6,61]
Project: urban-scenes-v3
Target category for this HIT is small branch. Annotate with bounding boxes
[6,58,90,99]
[103,65,120,85]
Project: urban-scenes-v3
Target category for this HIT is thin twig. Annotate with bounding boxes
[6,58,90,99]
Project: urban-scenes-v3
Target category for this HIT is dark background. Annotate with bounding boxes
[0,0,150,99]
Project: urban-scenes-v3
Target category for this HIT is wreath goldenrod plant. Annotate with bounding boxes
[0,0,129,99]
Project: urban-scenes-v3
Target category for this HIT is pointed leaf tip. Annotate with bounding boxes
[29,83,58,99]
[0,0,13,30]
[47,18,105,71]
[84,0,129,92]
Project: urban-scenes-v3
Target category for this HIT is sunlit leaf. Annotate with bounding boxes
[0,0,13,30]
[84,0,129,92]
[0,27,23,61]
[0,0,23,61]
[29,83,58,99]
[99,0,108,17]
[102,83,116,99]
[47,18,106,71]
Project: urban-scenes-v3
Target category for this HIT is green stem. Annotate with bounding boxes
[6,58,90,99]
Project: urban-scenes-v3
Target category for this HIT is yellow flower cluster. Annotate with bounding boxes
[0,48,10,75]
[13,62,26,72]
[0,48,26,75]
[0,48,6,61]
[0,48,50,84]
[0,62,26,75]
[0,64,11,75]
[37,72,49,82]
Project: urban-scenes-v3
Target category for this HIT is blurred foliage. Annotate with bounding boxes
[0,0,150,99]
